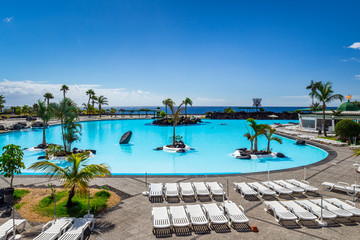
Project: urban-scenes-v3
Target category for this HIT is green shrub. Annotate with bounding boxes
[94,190,111,199]
[224,107,235,113]
[14,202,26,210]
[13,189,30,201]
[160,111,166,118]
[335,119,360,142]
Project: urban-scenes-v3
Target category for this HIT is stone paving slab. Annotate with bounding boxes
[0,143,359,240]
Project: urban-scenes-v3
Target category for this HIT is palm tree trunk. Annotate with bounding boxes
[250,140,253,152]
[87,97,91,115]
[66,186,75,208]
[42,122,46,146]
[267,140,270,153]
[322,102,327,137]
[99,105,102,117]
[165,106,167,118]
[254,137,258,152]
[173,123,176,146]
[185,104,187,118]
[61,119,66,152]
[47,98,49,106]
[63,91,65,99]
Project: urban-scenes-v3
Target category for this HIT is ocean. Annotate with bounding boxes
[106,106,337,114]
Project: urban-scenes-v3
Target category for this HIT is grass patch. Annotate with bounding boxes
[13,189,30,202]
[34,190,111,218]
[14,202,26,210]
[319,136,344,142]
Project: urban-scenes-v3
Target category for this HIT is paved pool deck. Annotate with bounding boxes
[0,143,359,240]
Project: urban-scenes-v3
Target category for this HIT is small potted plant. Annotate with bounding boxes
[0,144,25,204]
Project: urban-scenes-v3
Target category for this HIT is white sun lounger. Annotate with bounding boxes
[0,219,26,240]
[325,198,360,216]
[248,182,276,197]
[322,182,360,196]
[192,182,210,198]
[263,201,297,222]
[262,181,293,196]
[202,203,229,226]
[280,201,317,221]
[34,217,74,240]
[222,200,249,225]
[152,207,171,232]
[205,182,225,198]
[233,182,257,197]
[169,206,190,228]
[286,179,318,193]
[58,218,91,240]
[164,183,179,199]
[310,199,353,218]
[179,182,195,199]
[149,183,163,199]
[185,205,209,226]
[295,200,337,219]
[274,180,304,194]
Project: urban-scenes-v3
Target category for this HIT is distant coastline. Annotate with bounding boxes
[102,106,337,114]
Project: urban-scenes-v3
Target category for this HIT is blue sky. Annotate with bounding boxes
[1,0,359,106]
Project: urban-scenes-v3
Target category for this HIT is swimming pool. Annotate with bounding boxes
[0,119,328,175]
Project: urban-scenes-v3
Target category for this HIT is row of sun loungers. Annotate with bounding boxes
[34,215,94,240]
[264,198,360,224]
[322,181,360,196]
[234,179,318,197]
[152,201,249,234]
[149,182,225,201]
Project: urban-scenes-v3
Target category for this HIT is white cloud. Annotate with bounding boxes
[195,97,226,105]
[341,57,360,62]
[348,42,360,50]
[0,79,163,106]
[355,75,360,80]
[3,16,13,23]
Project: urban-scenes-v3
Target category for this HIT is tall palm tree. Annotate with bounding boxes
[168,101,185,146]
[91,95,98,109]
[245,118,267,152]
[36,100,53,147]
[60,85,69,99]
[29,152,110,207]
[97,95,108,117]
[306,80,321,112]
[264,128,282,153]
[86,89,95,115]
[184,98,193,118]
[44,92,54,106]
[243,132,255,152]
[50,98,78,152]
[0,95,6,113]
[313,81,344,137]
[162,98,174,118]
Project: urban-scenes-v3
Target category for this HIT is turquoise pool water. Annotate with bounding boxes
[0,119,328,175]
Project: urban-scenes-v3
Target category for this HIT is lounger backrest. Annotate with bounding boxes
[170,206,186,217]
[297,200,320,211]
[224,201,242,214]
[180,182,192,189]
[165,183,178,190]
[186,205,204,217]
[311,199,337,210]
[193,182,207,190]
[282,201,305,212]
[250,182,267,190]
[266,201,288,212]
[203,203,222,215]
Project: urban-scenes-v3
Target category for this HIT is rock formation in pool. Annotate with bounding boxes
[120,131,132,144]
[152,116,201,126]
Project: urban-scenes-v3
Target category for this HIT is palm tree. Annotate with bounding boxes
[50,98,78,152]
[243,132,255,152]
[310,102,321,111]
[36,100,53,147]
[91,95,98,110]
[168,101,185,146]
[60,85,69,99]
[86,89,95,115]
[0,95,6,113]
[97,96,108,117]
[264,128,282,153]
[28,152,111,207]
[313,82,344,137]
[245,118,267,152]
[44,92,54,106]
[306,80,321,112]
[162,98,174,118]
[184,98,193,118]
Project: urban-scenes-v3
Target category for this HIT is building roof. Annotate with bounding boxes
[337,101,360,111]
